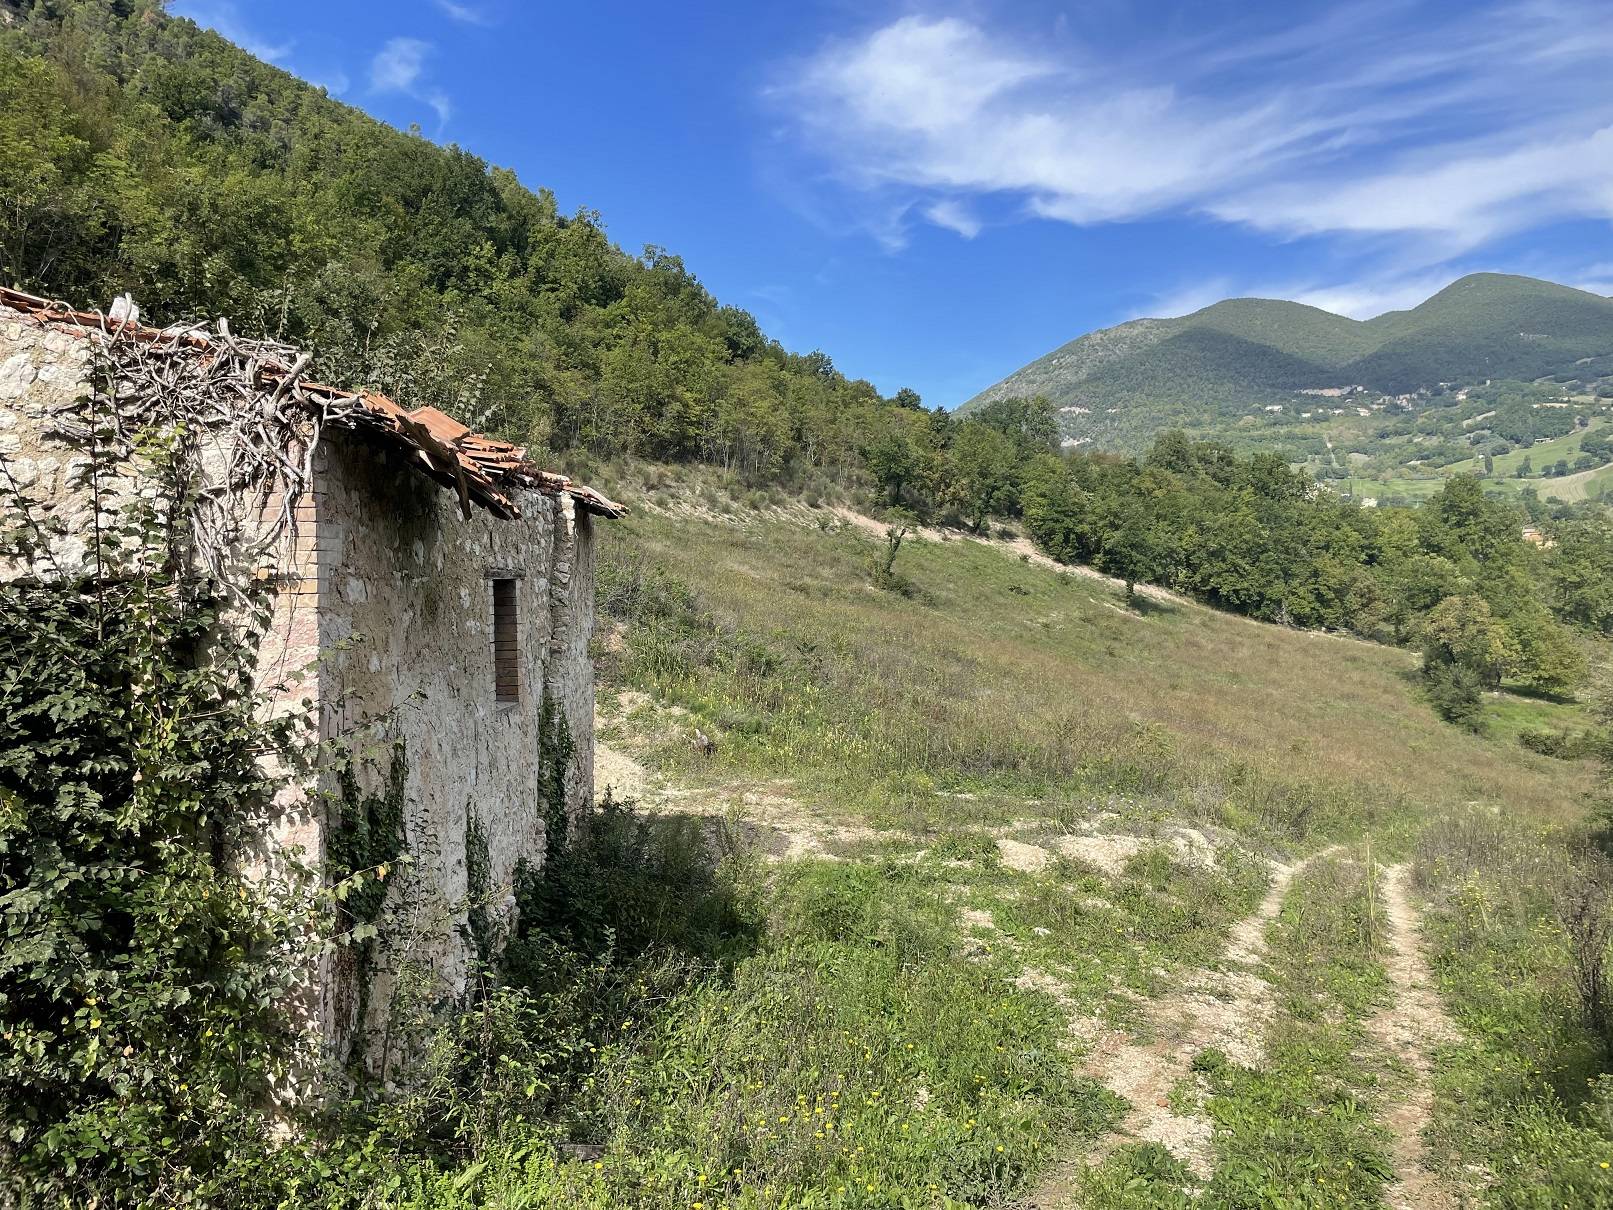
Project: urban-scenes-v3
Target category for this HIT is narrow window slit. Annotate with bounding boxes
[492,577,519,703]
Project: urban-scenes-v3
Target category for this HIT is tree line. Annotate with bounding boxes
[850,400,1604,722]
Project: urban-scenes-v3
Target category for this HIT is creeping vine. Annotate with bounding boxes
[328,741,408,1070]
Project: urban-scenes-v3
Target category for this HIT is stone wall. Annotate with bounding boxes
[0,313,99,579]
[1,311,599,1072]
[279,433,596,1065]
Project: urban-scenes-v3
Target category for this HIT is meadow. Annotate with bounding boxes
[395,471,1605,1210]
[602,485,1592,833]
[116,470,1604,1209]
[1322,414,1613,506]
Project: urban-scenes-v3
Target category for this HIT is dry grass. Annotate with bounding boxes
[603,505,1594,840]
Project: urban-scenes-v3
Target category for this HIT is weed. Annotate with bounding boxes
[1415,811,1613,1205]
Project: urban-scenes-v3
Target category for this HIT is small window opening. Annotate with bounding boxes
[492,577,519,704]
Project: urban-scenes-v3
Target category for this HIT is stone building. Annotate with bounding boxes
[0,286,624,1067]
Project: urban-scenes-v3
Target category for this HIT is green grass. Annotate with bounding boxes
[1539,460,1613,503]
[1485,690,1594,750]
[1414,813,1613,1208]
[359,831,1297,1207]
[1442,418,1607,477]
[1075,851,1396,1208]
[959,841,1272,1019]
[602,498,1593,833]
[529,858,1118,1208]
[333,822,1127,1209]
[1327,417,1613,504]
[1196,854,1394,1207]
[264,480,1605,1209]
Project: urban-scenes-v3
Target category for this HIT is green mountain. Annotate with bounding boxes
[963,274,1613,451]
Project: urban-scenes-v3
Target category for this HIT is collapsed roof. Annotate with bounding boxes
[0,286,625,521]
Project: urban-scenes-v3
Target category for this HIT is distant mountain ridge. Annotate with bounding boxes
[962,274,1613,451]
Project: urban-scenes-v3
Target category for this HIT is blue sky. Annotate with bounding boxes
[173,0,1613,408]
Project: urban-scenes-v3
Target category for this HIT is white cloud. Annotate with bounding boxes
[1570,267,1613,298]
[171,1,292,62]
[369,38,452,132]
[370,37,431,94]
[1213,127,1613,247]
[924,199,982,239]
[1130,278,1237,321]
[424,89,454,128]
[1136,266,1530,325]
[1287,271,1476,320]
[434,0,493,25]
[776,4,1613,253]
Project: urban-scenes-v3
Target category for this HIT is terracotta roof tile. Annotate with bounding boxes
[0,286,625,520]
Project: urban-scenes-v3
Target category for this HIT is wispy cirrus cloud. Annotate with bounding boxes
[370,37,452,130]
[370,37,430,92]
[924,199,982,239]
[1137,262,1598,325]
[433,0,494,26]
[1573,264,1613,297]
[170,0,292,62]
[773,1,1613,262]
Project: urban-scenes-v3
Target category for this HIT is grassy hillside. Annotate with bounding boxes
[598,474,1594,832]
[965,273,1613,456]
[527,476,1613,1209]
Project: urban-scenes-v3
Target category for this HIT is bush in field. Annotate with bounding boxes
[1519,727,1597,759]
[1424,660,1488,732]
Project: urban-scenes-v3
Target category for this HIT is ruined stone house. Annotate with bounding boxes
[0,286,624,1065]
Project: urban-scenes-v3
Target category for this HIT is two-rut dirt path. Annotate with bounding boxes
[1022,848,1332,1205]
[1024,850,1463,1208]
[599,721,1462,1208]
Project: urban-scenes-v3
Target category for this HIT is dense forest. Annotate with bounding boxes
[0,0,1606,713]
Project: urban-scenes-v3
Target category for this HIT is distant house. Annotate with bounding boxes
[0,287,624,1065]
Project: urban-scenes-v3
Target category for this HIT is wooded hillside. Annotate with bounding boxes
[0,0,936,483]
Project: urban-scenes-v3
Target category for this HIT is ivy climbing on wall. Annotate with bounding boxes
[327,742,408,1071]
[463,804,495,969]
[0,331,318,1203]
[538,694,575,870]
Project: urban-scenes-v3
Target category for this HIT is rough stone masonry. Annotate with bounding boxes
[0,288,624,1072]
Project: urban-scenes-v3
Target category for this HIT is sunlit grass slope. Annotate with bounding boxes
[602,497,1593,837]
